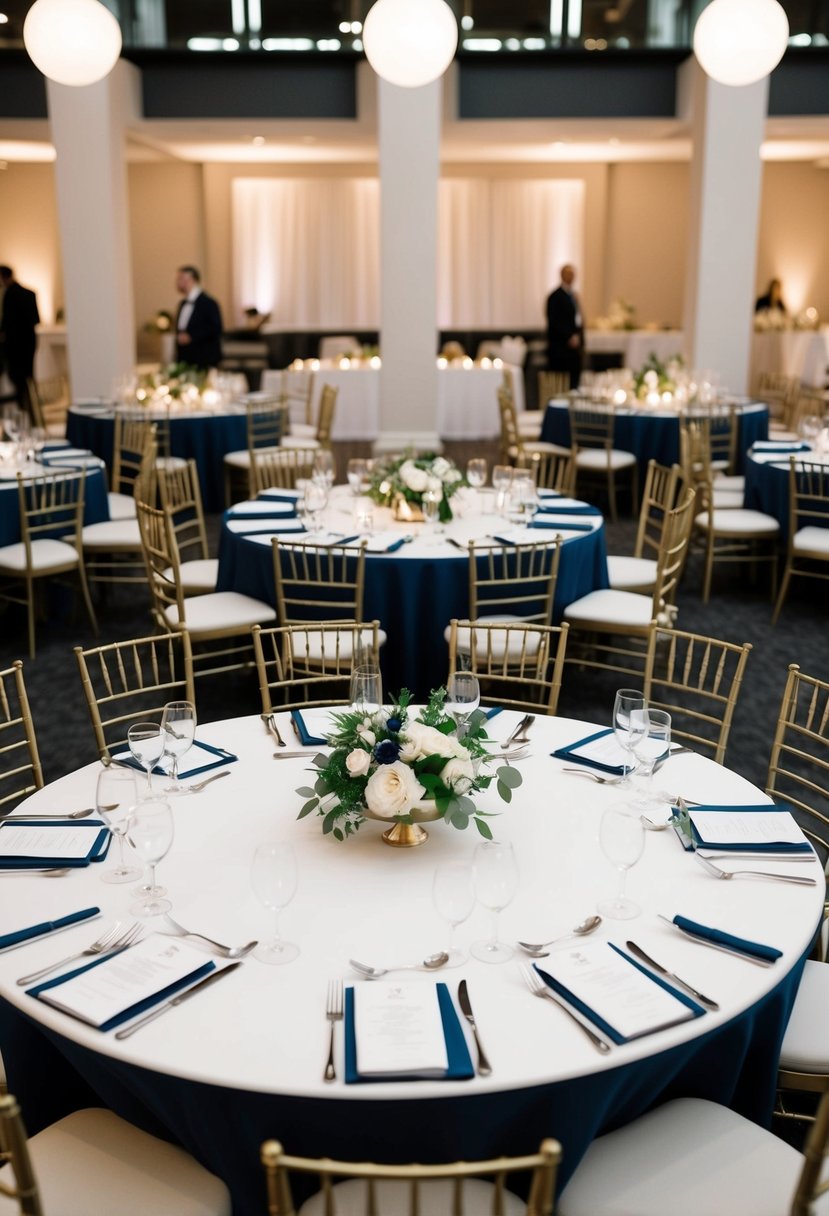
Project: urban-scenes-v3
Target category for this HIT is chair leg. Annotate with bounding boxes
[25,576,36,659]
[772,561,793,624]
[702,532,714,603]
[77,561,99,636]
[607,470,618,524]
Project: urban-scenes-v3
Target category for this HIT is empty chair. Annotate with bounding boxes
[567,400,638,523]
[0,469,97,658]
[74,632,196,761]
[607,461,682,593]
[255,448,319,492]
[522,449,577,496]
[448,619,569,716]
[678,414,744,509]
[498,388,569,467]
[773,458,829,623]
[107,410,157,520]
[642,624,752,764]
[252,621,382,712]
[757,370,802,437]
[537,370,571,406]
[81,425,157,592]
[0,660,43,812]
[157,459,218,595]
[26,375,69,438]
[283,383,338,449]
[223,396,288,504]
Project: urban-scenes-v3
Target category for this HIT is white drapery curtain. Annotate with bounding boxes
[233,176,584,329]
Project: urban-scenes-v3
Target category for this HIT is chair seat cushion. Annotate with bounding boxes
[81,519,141,548]
[563,588,653,629]
[281,435,321,450]
[510,441,570,458]
[793,526,829,555]
[298,1177,525,1216]
[0,538,79,573]
[779,959,829,1073]
[713,474,745,493]
[442,616,543,659]
[290,626,387,662]
[517,411,543,439]
[575,448,637,471]
[156,456,187,472]
[558,1097,812,1216]
[606,554,658,592]
[108,491,137,521]
[710,489,746,510]
[163,591,276,634]
[164,558,219,594]
[694,509,779,536]
[0,1107,230,1216]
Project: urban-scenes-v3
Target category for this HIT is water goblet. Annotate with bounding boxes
[96,767,142,884]
[445,671,480,739]
[432,861,475,967]
[347,458,368,495]
[161,700,196,794]
[597,803,645,920]
[422,487,441,533]
[631,709,672,818]
[612,689,648,785]
[127,722,165,797]
[313,449,336,489]
[129,798,174,916]
[350,665,383,714]
[471,840,519,963]
[492,464,513,514]
[466,458,487,489]
[251,841,299,964]
[301,479,328,535]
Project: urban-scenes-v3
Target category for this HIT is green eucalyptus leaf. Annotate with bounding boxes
[474,817,494,840]
[298,798,318,819]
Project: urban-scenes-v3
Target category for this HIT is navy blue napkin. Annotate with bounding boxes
[552,727,626,775]
[484,706,503,720]
[291,710,328,746]
[0,906,100,951]
[0,822,110,869]
[689,804,812,854]
[535,503,602,517]
[672,915,782,963]
[528,519,594,532]
[258,489,301,503]
[113,739,238,780]
[226,508,299,521]
[344,984,474,1083]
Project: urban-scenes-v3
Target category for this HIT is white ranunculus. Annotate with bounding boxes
[400,461,428,493]
[345,748,371,777]
[431,456,450,479]
[401,721,455,761]
[364,761,425,819]
[440,755,475,793]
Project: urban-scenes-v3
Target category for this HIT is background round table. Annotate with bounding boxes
[743,449,829,539]
[0,446,109,546]
[0,710,820,1215]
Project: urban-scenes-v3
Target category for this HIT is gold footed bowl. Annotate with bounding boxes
[363,800,441,848]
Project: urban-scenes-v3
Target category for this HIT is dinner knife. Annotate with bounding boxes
[114,961,241,1040]
[457,980,492,1076]
[657,915,776,968]
[625,941,720,1010]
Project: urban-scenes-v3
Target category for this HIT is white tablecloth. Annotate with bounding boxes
[751,330,829,388]
[585,330,685,368]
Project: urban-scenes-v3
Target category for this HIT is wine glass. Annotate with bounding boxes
[597,804,645,920]
[422,487,441,533]
[161,701,196,794]
[492,464,513,514]
[350,665,383,714]
[432,860,475,967]
[129,798,174,916]
[445,671,480,738]
[612,689,648,785]
[301,480,328,535]
[631,709,672,818]
[251,841,299,964]
[466,458,487,489]
[471,840,519,963]
[96,767,142,884]
[313,449,335,488]
[508,473,536,524]
[347,458,368,495]
[127,722,165,796]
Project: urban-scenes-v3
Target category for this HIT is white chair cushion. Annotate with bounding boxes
[285,423,318,439]
[606,555,658,592]
[710,489,746,510]
[575,448,637,471]
[694,509,779,536]
[793,526,829,555]
[779,958,829,1073]
[521,441,570,456]
[0,539,79,573]
[223,449,251,469]
[299,1177,525,1216]
[164,558,219,594]
[713,474,745,493]
[108,491,137,521]
[0,1107,230,1216]
[81,519,141,548]
[290,626,387,662]
[163,591,276,634]
[156,456,187,472]
[443,616,543,660]
[517,411,543,439]
[563,588,653,628]
[281,435,321,450]
[558,1097,815,1216]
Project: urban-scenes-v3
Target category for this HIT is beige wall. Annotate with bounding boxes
[0,162,62,323]
[757,160,829,319]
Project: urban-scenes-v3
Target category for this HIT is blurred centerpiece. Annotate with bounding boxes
[368,452,465,522]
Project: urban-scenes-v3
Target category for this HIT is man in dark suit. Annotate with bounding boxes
[174,265,223,369]
[546,263,583,390]
[0,265,40,412]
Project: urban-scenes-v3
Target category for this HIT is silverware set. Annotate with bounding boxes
[115,961,242,1040]
[157,914,258,959]
[694,854,817,886]
[501,715,535,748]
[261,712,286,749]
[518,963,612,1055]
[17,920,143,986]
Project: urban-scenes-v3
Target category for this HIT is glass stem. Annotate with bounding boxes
[491,908,501,948]
[145,765,153,793]
[272,908,282,946]
[171,755,179,785]
[449,921,459,955]
[148,862,157,893]
[616,866,628,905]
[115,831,126,869]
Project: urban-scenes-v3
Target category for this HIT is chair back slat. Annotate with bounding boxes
[157,458,210,563]
[273,540,367,625]
[0,661,44,811]
[766,664,829,861]
[255,449,318,493]
[469,540,561,627]
[635,460,682,562]
[448,620,569,716]
[522,450,576,496]
[0,1094,41,1215]
[316,385,338,445]
[252,622,381,713]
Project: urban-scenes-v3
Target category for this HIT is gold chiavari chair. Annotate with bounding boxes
[567,400,638,523]
[25,376,69,439]
[0,1091,231,1216]
[607,460,683,594]
[74,632,196,762]
[223,395,289,504]
[756,370,803,437]
[448,619,569,716]
[108,409,156,519]
[80,425,157,593]
[157,459,218,595]
[538,370,571,406]
[642,624,752,764]
[520,449,576,496]
[283,383,338,450]
[252,621,382,713]
[0,660,43,813]
[557,1090,829,1216]
[773,458,829,624]
[497,388,569,467]
[255,448,319,493]
[261,1137,560,1216]
[0,469,97,658]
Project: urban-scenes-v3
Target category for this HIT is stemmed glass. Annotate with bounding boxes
[251,841,299,964]
[492,464,513,514]
[422,488,442,535]
[612,689,648,785]
[432,861,475,967]
[631,709,672,817]
[350,665,383,714]
[471,840,519,963]
[313,449,336,489]
[347,458,368,495]
[301,480,328,535]
[467,458,487,511]
[129,798,174,916]
[597,804,645,920]
[445,671,480,739]
[127,722,165,797]
[161,701,196,794]
[96,767,142,884]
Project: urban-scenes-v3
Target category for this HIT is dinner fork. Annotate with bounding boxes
[695,854,817,886]
[17,921,143,986]
[324,979,344,1082]
[519,963,612,1055]
[180,771,231,794]
[158,915,258,958]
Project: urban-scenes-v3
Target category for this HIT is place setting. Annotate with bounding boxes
[110,700,239,794]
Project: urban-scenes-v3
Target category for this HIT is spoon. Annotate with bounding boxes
[2,806,98,821]
[518,915,602,958]
[0,867,73,877]
[349,952,450,978]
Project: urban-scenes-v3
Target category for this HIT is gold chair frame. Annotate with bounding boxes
[448,619,569,716]
[772,458,829,624]
[82,424,157,591]
[520,450,576,496]
[0,1093,40,1216]
[157,458,212,569]
[255,449,319,492]
[273,539,368,625]
[224,396,289,503]
[252,621,381,713]
[0,660,44,813]
[497,388,567,468]
[538,370,571,405]
[25,376,69,438]
[567,400,638,523]
[468,538,562,627]
[766,663,829,858]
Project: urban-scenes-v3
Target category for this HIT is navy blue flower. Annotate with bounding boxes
[386,716,402,733]
[374,739,401,765]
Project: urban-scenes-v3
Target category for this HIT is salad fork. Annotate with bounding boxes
[324,979,344,1082]
[17,921,142,986]
[519,963,612,1054]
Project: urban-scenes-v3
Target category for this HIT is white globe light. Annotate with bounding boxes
[363,0,458,88]
[693,0,789,87]
[24,0,122,87]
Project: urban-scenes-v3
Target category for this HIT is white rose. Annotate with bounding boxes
[426,475,443,496]
[357,725,376,746]
[345,748,371,777]
[644,369,658,387]
[402,722,458,760]
[440,755,475,793]
[431,457,450,479]
[364,761,425,819]
[400,462,428,493]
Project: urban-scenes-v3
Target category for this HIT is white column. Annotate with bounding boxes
[47,60,139,399]
[680,58,767,394]
[374,76,441,453]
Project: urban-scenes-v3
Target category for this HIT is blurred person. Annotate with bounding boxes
[755,277,786,314]
[0,265,39,412]
[546,263,583,390]
[174,265,223,369]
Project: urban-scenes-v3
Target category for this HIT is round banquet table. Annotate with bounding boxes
[0,444,109,546]
[0,710,821,1215]
[66,405,249,513]
[215,486,610,700]
[743,448,829,539]
[540,400,769,476]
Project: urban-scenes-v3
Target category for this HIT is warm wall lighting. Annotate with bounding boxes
[363,0,458,87]
[693,0,788,86]
[24,0,122,86]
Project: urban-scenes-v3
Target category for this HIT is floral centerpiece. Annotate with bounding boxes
[633,353,684,402]
[296,689,522,848]
[367,453,465,523]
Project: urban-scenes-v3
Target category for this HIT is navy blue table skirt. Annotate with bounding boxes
[0,466,109,547]
[216,523,609,700]
[0,944,808,1216]
[541,403,769,476]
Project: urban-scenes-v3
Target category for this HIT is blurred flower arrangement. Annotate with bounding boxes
[368,452,465,523]
[594,298,637,331]
[633,353,684,402]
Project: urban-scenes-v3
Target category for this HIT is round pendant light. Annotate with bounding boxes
[363,0,458,88]
[24,0,122,87]
[693,0,789,87]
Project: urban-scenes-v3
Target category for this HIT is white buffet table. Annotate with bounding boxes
[751,329,829,388]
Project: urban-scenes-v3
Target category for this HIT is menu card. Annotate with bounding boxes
[689,808,810,852]
[354,982,449,1076]
[554,728,629,773]
[0,823,108,865]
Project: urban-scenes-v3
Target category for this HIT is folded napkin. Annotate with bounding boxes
[41,455,101,467]
[552,727,628,775]
[225,519,306,536]
[535,501,602,516]
[258,489,301,504]
[291,709,330,746]
[357,531,411,554]
[344,984,474,1083]
[0,822,110,869]
[226,501,298,520]
[751,441,811,453]
[112,738,238,780]
[484,706,503,720]
[671,915,782,963]
[527,519,594,532]
[0,906,100,952]
[688,804,812,854]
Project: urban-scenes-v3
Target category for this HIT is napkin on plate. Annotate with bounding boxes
[290,709,330,746]
[687,805,812,854]
[224,519,306,536]
[670,915,782,963]
[0,906,100,952]
[0,822,110,869]
[258,489,301,504]
[112,738,238,780]
[344,984,474,1083]
[357,532,411,554]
